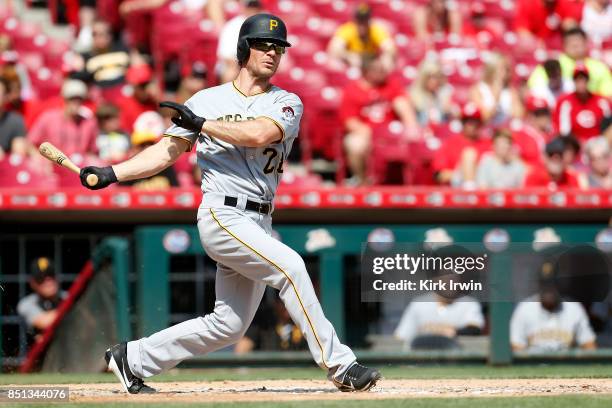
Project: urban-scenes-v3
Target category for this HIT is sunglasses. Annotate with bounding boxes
[250,41,286,55]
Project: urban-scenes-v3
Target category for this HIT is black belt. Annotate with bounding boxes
[224,196,272,215]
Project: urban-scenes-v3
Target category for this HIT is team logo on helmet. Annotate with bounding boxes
[270,19,278,31]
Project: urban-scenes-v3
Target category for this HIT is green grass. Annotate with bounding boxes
[1,364,611,385]
[4,396,612,408]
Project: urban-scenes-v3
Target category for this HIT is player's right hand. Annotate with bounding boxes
[80,166,118,190]
[159,101,206,133]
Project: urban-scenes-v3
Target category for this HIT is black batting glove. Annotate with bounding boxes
[159,101,206,133]
[80,166,117,190]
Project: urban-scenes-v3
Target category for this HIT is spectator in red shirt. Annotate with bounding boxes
[433,104,492,189]
[511,95,553,168]
[28,79,98,160]
[117,64,160,133]
[340,55,418,185]
[515,0,583,42]
[554,65,611,141]
[524,137,582,188]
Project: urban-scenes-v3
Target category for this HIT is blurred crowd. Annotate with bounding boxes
[0,0,611,189]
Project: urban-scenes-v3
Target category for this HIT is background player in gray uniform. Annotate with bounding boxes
[80,13,381,394]
[17,258,67,335]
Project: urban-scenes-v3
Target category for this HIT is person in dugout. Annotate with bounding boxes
[17,258,67,342]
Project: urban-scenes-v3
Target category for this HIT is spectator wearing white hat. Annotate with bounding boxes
[215,0,264,84]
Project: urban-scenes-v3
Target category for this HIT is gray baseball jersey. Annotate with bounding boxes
[164,81,303,201]
[125,81,357,383]
[510,296,596,351]
[394,293,485,347]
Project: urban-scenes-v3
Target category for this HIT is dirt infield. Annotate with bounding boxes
[20,378,612,403]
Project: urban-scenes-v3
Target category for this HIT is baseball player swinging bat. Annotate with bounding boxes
[78,13,381,395]
[38,142,99,187]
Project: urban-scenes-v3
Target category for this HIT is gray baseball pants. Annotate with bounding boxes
[126,193,356,379]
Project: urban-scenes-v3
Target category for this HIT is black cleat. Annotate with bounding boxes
[105,342,156,394]
[332,362,382,392]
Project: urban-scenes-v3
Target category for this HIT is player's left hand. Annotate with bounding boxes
[80,166,117,190]
[160,101,206,133]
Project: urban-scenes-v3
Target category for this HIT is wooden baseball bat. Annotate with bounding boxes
[38,142,99,187]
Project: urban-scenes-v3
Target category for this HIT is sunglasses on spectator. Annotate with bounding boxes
[250,41,286,55]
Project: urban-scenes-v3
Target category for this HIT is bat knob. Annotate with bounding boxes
[86,174,99,187]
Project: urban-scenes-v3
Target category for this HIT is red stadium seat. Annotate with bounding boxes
[323,65,354,88]
[221,0,243,22]
[368,0,415,35]
[446,64,479,88]
[276,68,327,102]
[10,21,43,52]
[20,52,45,72]
[181,23,219,80]
[54,166,83,188]
[96,0,122,31]
[0,2,13,21]
[287,36,325,69]
[43,39,70,70]
[28,66,63,99]
[311,0,353,22]
[0,155,57,188]
[295,17,338,48]
[451,86,471,107]
[396,37,428,66]
[280,171,323,188]
[150,2,211,66]
[148,3,218,89]
[306,86,344,161]
[367,124,417,185]
[483,0,516,24]
[273,0,314,30]
[0,16,19,36]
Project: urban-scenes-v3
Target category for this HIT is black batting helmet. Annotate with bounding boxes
[236,13,291,64]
